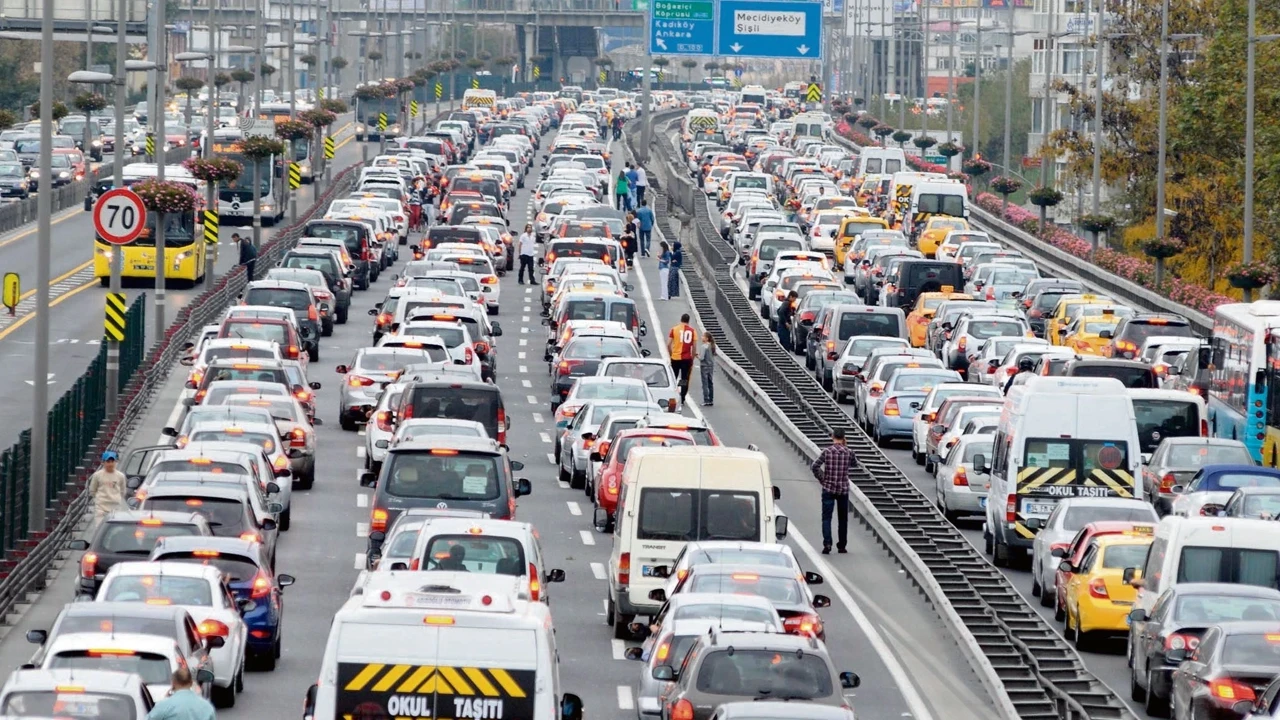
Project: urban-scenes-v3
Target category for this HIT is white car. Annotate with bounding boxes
[96,562,248,707]
[909,382,1001,464]
[597,357,681,411]
[40,632,213,704]
[0,668,157,718]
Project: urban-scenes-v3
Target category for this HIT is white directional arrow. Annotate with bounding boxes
[24,373,55,386]
[797,44,810,55]
[655,37,668,50]
[730,42,743,52]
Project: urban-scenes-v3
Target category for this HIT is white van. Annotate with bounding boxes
[907,181,968,237]
[1128,388,1208,463]
[888,171,947,220]
[982,376,1141,567]
[604,446,787,635]
[1129,516,1280,615]
[308,572,582,720]
[856,147,906,180]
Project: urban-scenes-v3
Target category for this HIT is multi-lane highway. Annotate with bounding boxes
[0,126,1003,720]
[0,121,358,448]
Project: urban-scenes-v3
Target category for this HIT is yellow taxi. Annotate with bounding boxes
[916,217,970,258]
[834,216,891,266]
[1045,294,1119,345]
[1062,529,1153,643]
[906,291,973,347]
[1062,311,1122,355]
[856,175,883,205]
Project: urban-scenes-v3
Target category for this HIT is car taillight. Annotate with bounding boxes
[1006,495,1017,524]
[348,375,375,387]
[1088,577,1109,599]
[958,336,967,352]
[953,466,969,486]
[884,397,900,416]
[193,390,206,404]
[273,455,288,472]
[985,286,995,301]
[1201,418,1209,436]
[558,360,582,376]
[1159,473,1177,493]
[1166,633,1201,652]
[618,552,630,586]
[464,346,474,365]
[376,313,391,325]
[286,345,300,359]
[314,290,331,301]
[868,383,883,397]
[528,562,541,601]
[671,700,694,720]
[606,476,619,496]
[294,388,312,403]
[290,427,307,447]
[190,370,204,386]
[497,407,506,445]
[240,531,262,542]
[371,508,388,533]
[375,411,394,432]
[782,613,822,637]
[80,552,98,579]
[1209,678,1256,705]
[1029,309,1043,318]
[481,276,498,285]
[251,570,272,599]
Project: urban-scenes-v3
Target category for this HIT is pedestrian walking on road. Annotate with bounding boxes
[657,241,671,300]
[668,240,683,298]
[517,224,537,284]
[699,331,715,406]
[234,233,257,280]
[811,428,854,554]
[776,290,798,352]
[636,200,654,257]
[634,164,648,205]
[668,313,697,407]
[87,450,127,526]
[615,171,631,211]
[625,163,639,208]
[146,667,215,720]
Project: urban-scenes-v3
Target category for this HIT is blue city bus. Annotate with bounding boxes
[1209,302,1280,466]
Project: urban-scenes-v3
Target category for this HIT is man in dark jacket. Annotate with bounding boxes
[234,233,257,280]
[776,290,799,352]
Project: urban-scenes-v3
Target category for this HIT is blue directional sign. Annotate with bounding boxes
[649,0,715,56]
[717,0,823,59]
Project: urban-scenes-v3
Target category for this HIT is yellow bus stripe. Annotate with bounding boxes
[464,667,500,697]
[372,664,412,692]
[438,666,474,695]
[344,663,385,691]
[396,665,435,693]
[489,669,527,698]
[418,672,454,695]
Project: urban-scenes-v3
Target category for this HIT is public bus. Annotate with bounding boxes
[353,85,402,142]
[210,128,286,226]
[259,102,314,183]
[1208,301,1280,466]
[92,164,207,286]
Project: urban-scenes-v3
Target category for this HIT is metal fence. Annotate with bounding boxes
[0,148,189,235]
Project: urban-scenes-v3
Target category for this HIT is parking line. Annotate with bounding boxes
[590,562,606,580]
[567,501,581,516]
[356,494,369,508]
[617,686,634,711]
[611,639,627,661]
[579,530,595,546]
[355,522,370,538]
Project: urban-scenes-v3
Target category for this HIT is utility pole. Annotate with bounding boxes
[204,0,219,290]
[971,19,981,160]
[31,0,54,532]
[154,0,168,343]
[1001,0,1013,217]
[253,0,265,251]
[1153,0,1169,255]
[106,0,129,414]
[288,1,297,226]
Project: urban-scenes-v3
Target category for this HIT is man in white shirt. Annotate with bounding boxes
[517,223,537,284]
[634,165,648,205]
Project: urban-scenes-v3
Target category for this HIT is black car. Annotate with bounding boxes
[360,436,530,533]
[396,374,509,446]
[1170,621,1280,720]
[1061,358,1158,388]
[280,249,353,325]
[1129,584,1280,716]
[68,509,213,596]
[303,219,375,290]
[884,260,965,309]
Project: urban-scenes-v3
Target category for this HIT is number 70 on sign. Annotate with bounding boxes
[92,188,149,246]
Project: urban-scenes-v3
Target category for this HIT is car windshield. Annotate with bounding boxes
[189,430,276,454]
[226,397,302,422]
[695,649,833,698]
[1062,506,1156,532]
[637,489,759,542]
[203,347,275,364]
[49,651,172,685]
[385,452,501,501]
[0,163,23,177]
[688,548,794,569]
[966,320,1023,340]
[98,521,202,553]
[202,367,285,385]
[603,363,670,387]
[2,690,137,719]
[358,351,424,373]
[421,534,526,575]
[104,575,213,605]
[892,372,952,391]
[687,573,804,603]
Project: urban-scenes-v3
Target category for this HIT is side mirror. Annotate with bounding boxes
[491,322,503,336]
[641,349,652,357]
[812,594,832,608]
[623,646,644,661]
[1232,701,1255,716]
[561,693,584,720]
[277,573,296,588]
[205,635,226,649]
[126,476,143,490]
[180,357,196,367]
[927,454,942,465]
[262,518,278,532]
[196,669,216,686]
[651,665,675,682]
[335,365,349,374]
[237,597,258,613]
[648,589,667,602]
[1166,648,1187,663]
[360,472,378,488]
[161,427,178,437]
[267,502,284,514]
[546,568,566,582]
[515,478,532,497]
[273,466,290,479]
[309,381,322,390]
[1099,329,1114,339]
[181,341,196,351]
[1050,546,1067,558]
[774,514,789,540]
[25,629,47,645]
[266,481,281,494]
[69,539,89,550]
[1128,607,1148,624]
[804,571,823,585]
[1058,560,1073,573]
[368,530,387,543]
[1122,567,1143,586]
[1171,484,1185,494]
[840,671,861,689]
[590,451,603,462]
[367,308,378,316]
[628,621,653,639]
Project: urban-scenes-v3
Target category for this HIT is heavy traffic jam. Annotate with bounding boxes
[1,80,1279,720]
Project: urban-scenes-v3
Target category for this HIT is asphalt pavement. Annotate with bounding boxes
[0,128,1002,720]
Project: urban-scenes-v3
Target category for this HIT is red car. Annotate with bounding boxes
[591,428,695,532]
[217,317,305,362]
[1052,520,1153,621]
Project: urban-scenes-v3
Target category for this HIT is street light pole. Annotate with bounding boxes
[1154,0,1169,255]
[31,0,54,532]
[1243,0,1259,275]
[971,19,981,160]
[153,6,169,344]
[1001,3,1014,218]
[108,0,129,415]
[252,5,265,252]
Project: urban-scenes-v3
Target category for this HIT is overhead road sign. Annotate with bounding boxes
[649,0,714,56]
[93,188,147,246]
[718,0,823,59]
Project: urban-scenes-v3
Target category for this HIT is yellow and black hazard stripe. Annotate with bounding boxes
[690,115,717,130]
[912,212,933,226]
[103,292,126,342]
[202,210,218,246]
[1016,466,1077,493]
[341,663,530,698]
[1084,468,1135,497]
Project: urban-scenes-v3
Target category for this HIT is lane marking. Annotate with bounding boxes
[519,365,528,373]
[357,494,369,508]
[617,686,634,711]
[590,562,606,580]
[522,379,532,388]
[547,452,557,465]
[522,315,530,322]
[0,203,82,250]
[354,552,366,570]
[539,431,551,444]
[358,428,366,436]
[356,445,366,459]
[531,412,544,423]
[520,326,528,334]
[611,639,627,661]
[518,351,526,359]
[527,394,538,404]
[558,478,570,490]
[567,501,581,516]
[631,230,706,424]
[356,522,370,538]
[579,530,595,546]
[519,338,527,346]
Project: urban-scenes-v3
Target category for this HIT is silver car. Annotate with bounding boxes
[932,434,992,522]
[558,399,661,489]
[597,358,680,411]
[1028,497,1157,607]
[831,336,911,404]
[1141,437,1253,515]
[335,348,439,431]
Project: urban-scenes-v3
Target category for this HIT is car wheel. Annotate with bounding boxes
[255,647,277,671]
[340,414,356,432]
[1039,581,1055,607]
[212,681,236,708]
[992,534,1008,567]
[559,464,570,484]
[1054,592,1066,622]
[280,507,291,531]
[297,470,314,491]
[613,611,634,640]
[834,390,846,404]
[570,467,585,490]
[605,592,616,626]
[235,666,244,693]
[308,346,320,363]
[1146,671,1169,717]
[1130,666,1147,702]
[912,448,923,465]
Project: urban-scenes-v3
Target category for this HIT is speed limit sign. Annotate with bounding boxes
[92,188,147,245]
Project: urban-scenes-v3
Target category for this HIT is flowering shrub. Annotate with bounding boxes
[1226,261,1277,289]
[317,98,348,114]
[936,142,963,157]
[1028,186,1064,207]
[182,157,243,183]
[299,109,337,128]
[132,179,199,214]
[872,123,894,138]
[1142,236,1186,259]
[857,115,879,130]
[912,136,937,150]
[991,176,1022,195]
[891,130,913,145]
[274,119,313,141]
[1080,214,1115,234]
[394,78,416,94]
[240,135,285,159]
[962,158,992,176]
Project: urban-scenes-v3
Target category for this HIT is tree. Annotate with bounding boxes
[953,59,1033,170]
[29,100,68,121]
[703,60,719,73]
[172,78,203,124]
[0,110,17,131]
[213,72,231,88]
[681,58,698,83]
[299,53,317,67]
[72,91,108,114]
[230,68,255,107]
[260,63,277,77]
[330,56,348,87]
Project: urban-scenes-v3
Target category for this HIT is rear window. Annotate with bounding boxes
[904,263,961,287]
[1177,547,1280,589]
[1101,543,1150,569]
[578,383,649,402]
[49,651,171,686]
[2,690,137,719]
[203,347,275,364]
[636,489,759,542]
[384,451,502,501]
[403,325,466,348]
[188,430,275,454]
[967,320,1024,340]
[157,551,260,582]
[146,497,248,533]
[427,227,483,244]
[205,385,286,405]
[1169,443,1249,468]
[1061,506,1155,531]
[564,300,607,321]
[103,575,213,605]
[671,603,777,625]
[98,521,202,552]
[603,363,671,387]
[612,435,694,463]
[1174,594,1280,622]
[695,650,832,698]
[758,239,802,261]
[421,534,526,575]
[686,573,804,603]
[221,322,287,344]
[244,288,311,311]
[305,223,362,251]
[838,311,901,340]
[1069,364,1156,388]
[1223,633,1280,664]
[203,366,286,385]
[405,387,500,439]
[1122,320,1194,346]
[564,337,636,359]
[551,242,609,261]
[1198,472,1280,492]
[1133,400,1203,453]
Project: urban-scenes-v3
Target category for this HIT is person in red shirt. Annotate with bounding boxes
[668,314,697,407]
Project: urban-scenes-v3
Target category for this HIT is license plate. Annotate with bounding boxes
[405,592,471,608]
[641,565,661,577]
[132,264,153,271]
[979,497,987,509]
[1023,501,1056,517]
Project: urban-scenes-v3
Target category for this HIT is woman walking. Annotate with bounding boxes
[615,170,631,211]
[668,241,683,298]
[700,331,715,406]
[658,241,672,300]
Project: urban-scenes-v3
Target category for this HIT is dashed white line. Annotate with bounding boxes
[611,639,627,661]
[547,453,557,465]
[358,428,367,436]
[356,494,369,508]
[522,315,530,322]
[539,431,552,444]
[617,686,634,711]
[567,501,582,516]
[527,394,538,404]
[356,522,370,538]
[519,338,528,346]
[522,379,532,388]
[532,412,544,423]
[519,365,528,373]
[354,553,366,570]
[520,326,528,334]
[579,530,595,546]
[356,446,366,459]
[518,351,527,359]
[591,562,607,580]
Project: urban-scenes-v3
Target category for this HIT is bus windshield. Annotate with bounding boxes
[217,152,272,197]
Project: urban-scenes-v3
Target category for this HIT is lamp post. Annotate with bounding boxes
[151,19,172,346]
[1001,28,1037,217]
[1242,0,1279,297]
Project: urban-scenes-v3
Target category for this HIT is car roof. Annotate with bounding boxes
[389,436,503,454]
[153,535,264,558]
[107,560,222,580]
[101,509,205,524]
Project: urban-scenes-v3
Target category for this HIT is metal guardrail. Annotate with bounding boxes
[0,157,362,625]
[825,133,1214,337]
[637,110,1138,720]
[0,148,189,236]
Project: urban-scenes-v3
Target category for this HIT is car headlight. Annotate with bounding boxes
[96,246,112,259]
[172,251,191,268]
[58,171,69,178]
[299,163,311,173]
[356,124,366,132]
[389,124,401,133]
[261,203,274,212]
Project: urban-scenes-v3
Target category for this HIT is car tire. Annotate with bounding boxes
[297,471,314,490]
[1145,671,1169,717]
[1130,667,1147,702]
[614,611,634,640]
[309,346,320,363]
[254,647,277,672]
[280,507,291,531]
[212,682,235,708]
[1039,582,1055,608]
[605,592,616,626]
[321,320,333,337]
[834,390,846,404]
[570,467,585,490]
[1054,592,1066,622]
[336,307,349,324]
[340,414,356,432]
[559,464,570,485]
[235,666,244,693]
